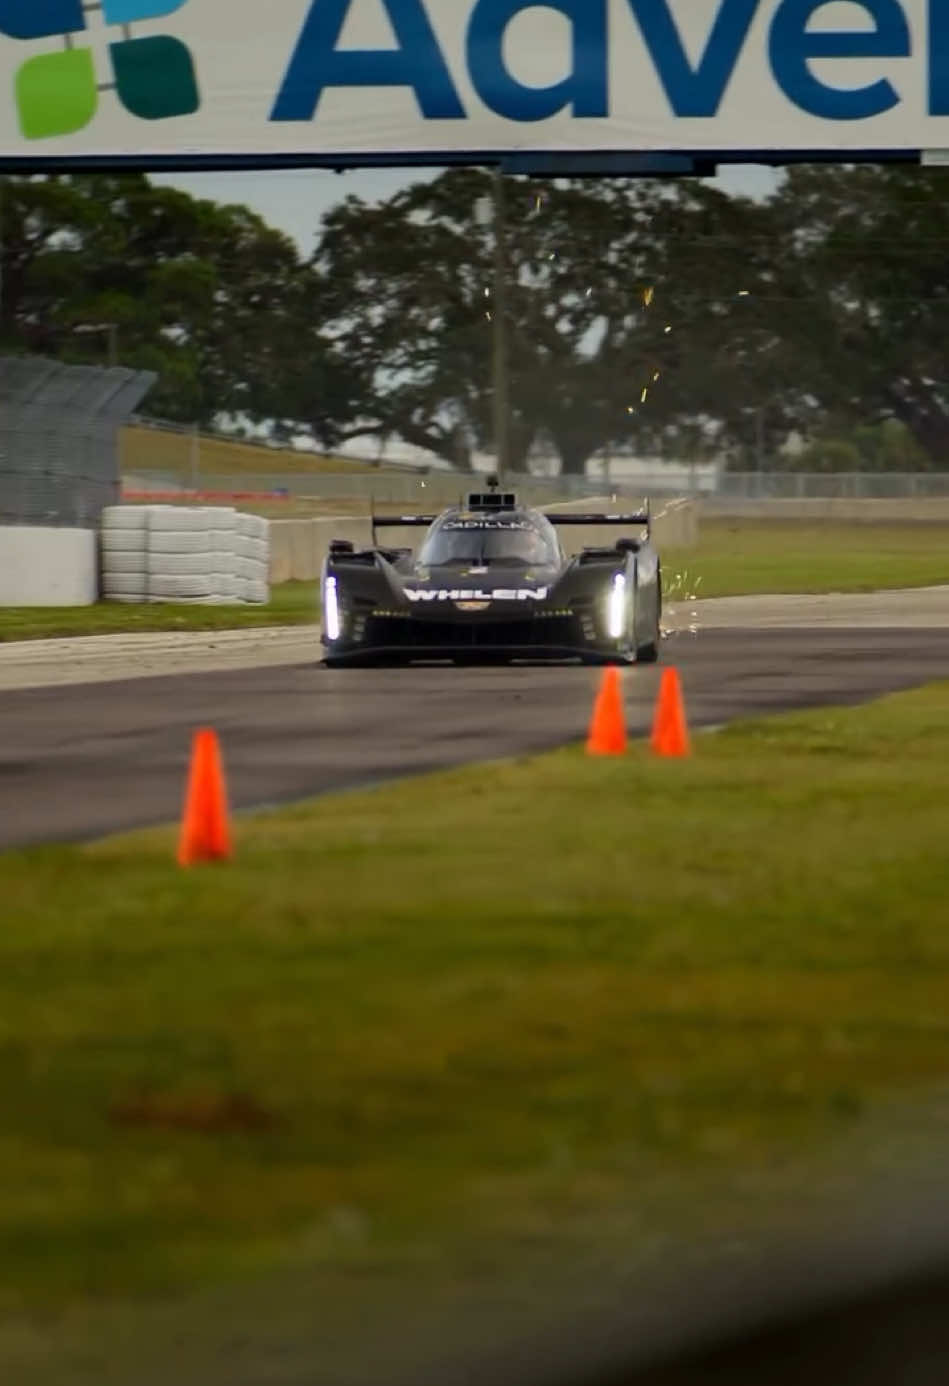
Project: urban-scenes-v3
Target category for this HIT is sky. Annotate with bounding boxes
[150,163,779,257]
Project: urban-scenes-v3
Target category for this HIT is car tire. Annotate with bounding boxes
[636,610,661,664]
[637,568,662,662]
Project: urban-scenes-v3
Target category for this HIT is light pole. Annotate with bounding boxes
[0,175,5,336]
[477,170,510,481]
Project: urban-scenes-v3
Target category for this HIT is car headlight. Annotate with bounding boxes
[324,575,342,642]
[607,573,627,640]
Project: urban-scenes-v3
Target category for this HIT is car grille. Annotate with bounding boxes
[364,615,580,649]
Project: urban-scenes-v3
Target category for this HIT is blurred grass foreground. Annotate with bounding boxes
[1,685,949,1381]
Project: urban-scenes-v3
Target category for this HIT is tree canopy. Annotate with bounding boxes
[3,165,949,472]
[0,173,343,429]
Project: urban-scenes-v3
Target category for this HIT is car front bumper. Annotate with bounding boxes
[322,611,628,664]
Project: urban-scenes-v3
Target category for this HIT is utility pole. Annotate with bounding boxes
[490,168,510,482]
[0,174,6,339]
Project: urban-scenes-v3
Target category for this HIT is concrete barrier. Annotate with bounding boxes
[0,527,98,606]
[269,518,375,584]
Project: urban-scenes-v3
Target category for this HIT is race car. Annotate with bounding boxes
[321,485,662,667]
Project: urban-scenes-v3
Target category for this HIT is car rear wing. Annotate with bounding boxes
[370,506,651,543]
[371,514,438,545]
[548,508,651,538]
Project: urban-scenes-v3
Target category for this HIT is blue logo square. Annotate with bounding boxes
[102,0,188,21]
[0,0,84,39]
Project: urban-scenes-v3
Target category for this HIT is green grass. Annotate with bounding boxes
[663,518,949,598]
[1,683,949,1359]
[121,427,374,478]
[0,582,318,642]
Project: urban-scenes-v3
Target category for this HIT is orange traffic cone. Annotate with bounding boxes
[586,667,628,756]
[177,729,232,866]
[651,668,690,758]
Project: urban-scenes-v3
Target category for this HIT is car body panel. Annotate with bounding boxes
[322,493,661,666]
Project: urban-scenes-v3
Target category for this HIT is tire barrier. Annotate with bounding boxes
[100,506,270,605]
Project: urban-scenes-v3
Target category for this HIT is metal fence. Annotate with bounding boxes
[712,470,949,499]
[0,357,157,527]
[526,468,949,500]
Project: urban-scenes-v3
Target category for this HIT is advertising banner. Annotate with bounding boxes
[1,0,948,165]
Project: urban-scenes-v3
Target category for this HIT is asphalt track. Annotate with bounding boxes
[2,624,949,850]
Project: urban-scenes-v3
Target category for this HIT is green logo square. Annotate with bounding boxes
[16,47,98,140]
[111,36,198,121]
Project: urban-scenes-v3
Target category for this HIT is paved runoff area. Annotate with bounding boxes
[686,585,949,629]
[0,587,948,848]
[0,625,317,693]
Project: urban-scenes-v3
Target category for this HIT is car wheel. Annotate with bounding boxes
[636,612,661,664]
[636,573,662,663]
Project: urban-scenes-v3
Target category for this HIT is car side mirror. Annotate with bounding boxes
[329,540,355,556]
[616,538,641,554]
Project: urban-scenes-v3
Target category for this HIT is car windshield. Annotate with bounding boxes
[419,516,560,567]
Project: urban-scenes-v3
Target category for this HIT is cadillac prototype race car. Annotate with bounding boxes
[321,486,662,667]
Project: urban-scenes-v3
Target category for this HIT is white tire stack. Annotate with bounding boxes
[100,506,148,602]
[235,512,270,605]
[208,508,238,604]
[147,506,216,604]
[99,505,270,605]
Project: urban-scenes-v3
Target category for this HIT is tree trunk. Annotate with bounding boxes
[886,394,949,469]
[553,433,595,477]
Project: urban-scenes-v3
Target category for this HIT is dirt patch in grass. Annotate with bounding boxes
[110,1091,278,1135]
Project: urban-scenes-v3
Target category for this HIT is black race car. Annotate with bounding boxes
[321,487,662,667]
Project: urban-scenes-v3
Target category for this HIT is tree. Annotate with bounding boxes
[313,170,775,474]
[765,165,949,467]
[0,174,345,430]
